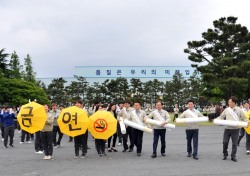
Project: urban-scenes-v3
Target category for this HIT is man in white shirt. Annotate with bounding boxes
[145,101,170,158]
[216,96,248,162]
[179,100,203,160]
[127,101,146,156]
[117,100,134,152]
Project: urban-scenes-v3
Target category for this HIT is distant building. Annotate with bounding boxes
[38,66,197,86]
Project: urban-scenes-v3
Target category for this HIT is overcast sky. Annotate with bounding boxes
[1,0,249,78]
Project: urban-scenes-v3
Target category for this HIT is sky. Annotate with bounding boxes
[1,0,250,78]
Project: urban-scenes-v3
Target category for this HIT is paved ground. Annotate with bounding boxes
[0,126,250,176]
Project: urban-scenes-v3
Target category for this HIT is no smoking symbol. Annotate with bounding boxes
[94,119,108,132]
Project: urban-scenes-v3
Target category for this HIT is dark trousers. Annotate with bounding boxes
[108,132,117,148]
[4,126,14,147]
[30,133,34,140]
[246,133,250,150]
[69,136,73,142]
[223,129,239,158]
[237,128,245,144]
[186,129,199,156]
[95,139,106,154]
[21,130,30,142]
[133,129,144,154]
[17,121,21,131]
[41,131,53,156]
[123,126,134,150]
[0,124,4,138]
[52,126,63,146]
[74,132,88,156]
[117,122,122,143]
[35,131,43,152]
[173,114,178,122]
[153,129,166,154]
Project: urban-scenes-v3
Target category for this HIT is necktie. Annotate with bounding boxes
[158,110,161,114]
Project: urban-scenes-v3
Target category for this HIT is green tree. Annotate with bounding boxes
[107,79,120,101]
[47,78,67,105]
[86,86,96,104]
[91,82,102,100]
[76,76,89,100]
[142,79,164,106]
[0,48,9,77]
[116,77,130,100]
[36,80,47,91]
[130,78,143,93]
[184,16,250,100]
[187,71,205,104]
[165,73,187,105]
[0,77,49,106]
[23,54,36,82]
[100,79,110,102]
[65,81,82,104]
[9,51,23,79]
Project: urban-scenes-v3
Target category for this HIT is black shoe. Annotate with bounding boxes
[231,157,237,162]
[137,153,141,157]
[81,154,86,158]
[151,154,157,158]
[187,153,191,157]
[128,149,133,152]
[161,153,166,157]
[122,148,128,152]
[111,148,118,152]
[9,144,14,147]
[4,145,8,148]
[223,156,227,160]
[193,156,199,160]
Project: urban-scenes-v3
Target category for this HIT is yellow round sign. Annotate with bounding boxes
[244,111,250,134]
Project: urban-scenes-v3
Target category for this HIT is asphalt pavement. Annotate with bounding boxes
[0,126,250,176]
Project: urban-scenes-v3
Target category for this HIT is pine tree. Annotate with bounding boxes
[23,54,36,82]
[9,51,23,79]
[0,48,9,77]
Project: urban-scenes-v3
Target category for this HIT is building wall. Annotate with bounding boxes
[38,66,197,86]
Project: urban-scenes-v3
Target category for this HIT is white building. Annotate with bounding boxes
[38,66,196,86]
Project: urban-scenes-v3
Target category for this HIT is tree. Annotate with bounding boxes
[165,73,187,105]
[85,86,96,105]
[187,70,205,104]
[184,16,250,101]
[99,79,110,102]
[23,54,36,82]
[0,48,9,77]
[116,77,130,100]
[130,78,143,93]
[36,80,47,92]
[109,79,117,100]
[65,81,82,103]
[0,77,49,106]
[76,76,89,100]
[9,51,23,79]
[46,78,67,105]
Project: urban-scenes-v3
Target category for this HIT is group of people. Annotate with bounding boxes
[0,96,250,162]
